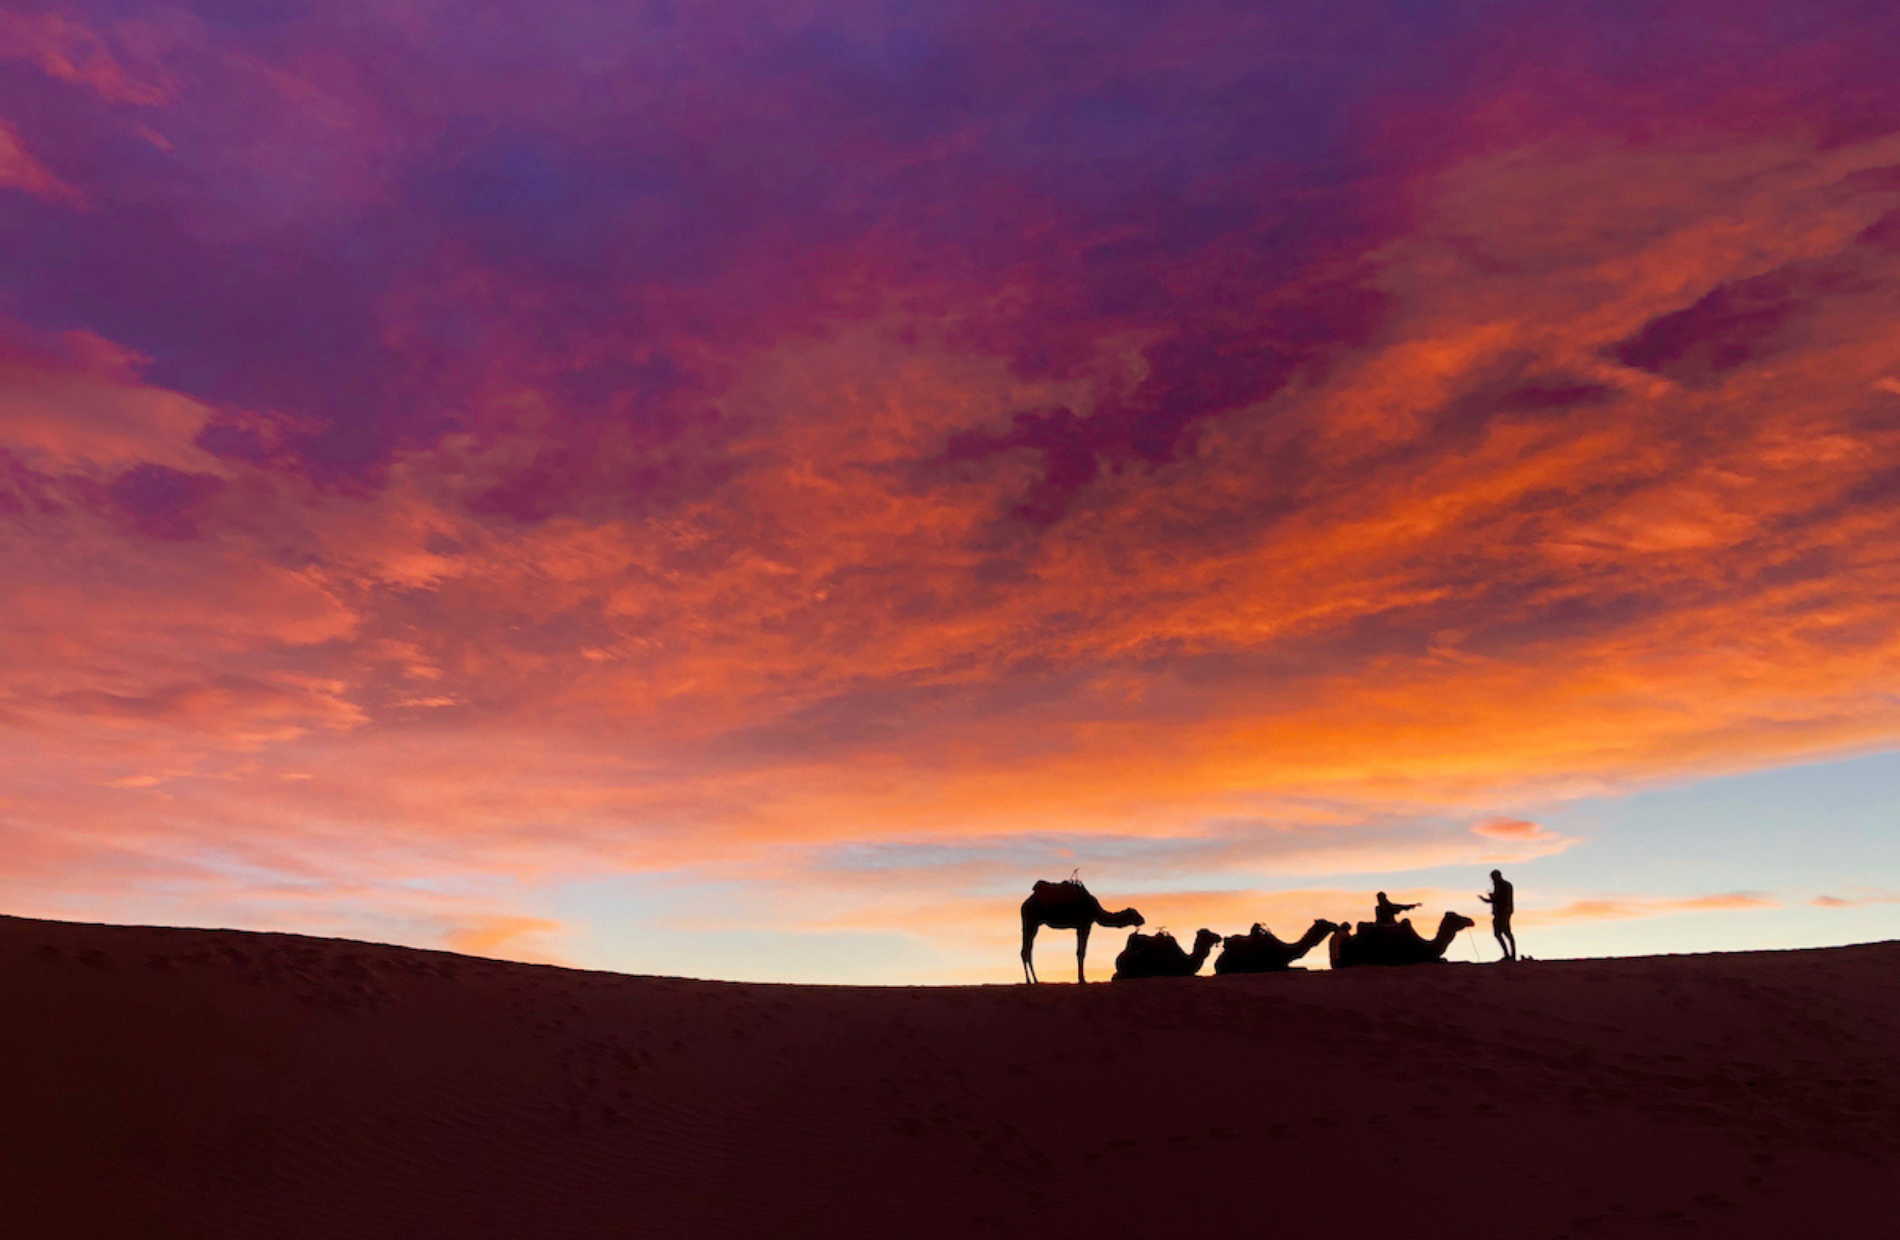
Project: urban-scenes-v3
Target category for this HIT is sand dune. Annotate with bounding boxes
[3,914,1896,1238]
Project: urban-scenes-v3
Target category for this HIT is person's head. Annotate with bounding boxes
[1376,891,1388,901]
[1490,870,1503,881]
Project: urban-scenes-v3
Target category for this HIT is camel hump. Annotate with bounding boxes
[1030,878,1090,907]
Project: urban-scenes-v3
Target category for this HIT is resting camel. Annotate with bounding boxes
[1330,911,1475,969]
[1212,918,1340,974]
[1111,928,1222,980]
[1020,879,1144,983]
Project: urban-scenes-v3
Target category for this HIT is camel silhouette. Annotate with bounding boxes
[1111,927,1221,980]
[1212,918,1340,974]
[1020,879,1144,983]
[1330,911,1474,968]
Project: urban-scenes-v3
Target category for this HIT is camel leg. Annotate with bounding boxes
[1075,923,1090,984]
[1021,915,1038,984]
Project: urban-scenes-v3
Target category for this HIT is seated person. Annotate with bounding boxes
[1373,891,1420,925]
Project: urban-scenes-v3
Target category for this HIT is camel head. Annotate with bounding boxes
[1292,919,1340,949]
[1105,907,1145,929]
[1442,911,1476,934]
[1191,928,1222,954]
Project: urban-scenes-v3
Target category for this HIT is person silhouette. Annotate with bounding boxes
[1479,870,1516,961]
[1374,891,1419,925]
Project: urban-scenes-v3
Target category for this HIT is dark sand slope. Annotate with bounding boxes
[3,917,1897,1239]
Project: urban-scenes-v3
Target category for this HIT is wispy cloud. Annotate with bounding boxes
[0,11,171,106]
[0,120,86,207]
[1811,891,1900,909]
[1527,893,1782,926]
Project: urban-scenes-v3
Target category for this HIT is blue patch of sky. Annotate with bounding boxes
[1399,751,1900,960]
[1530,749,1900,902]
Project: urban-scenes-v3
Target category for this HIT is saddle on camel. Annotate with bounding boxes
[1330,911,1476,969]
[1111,926,1221,980]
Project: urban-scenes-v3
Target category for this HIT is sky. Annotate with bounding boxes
[3,0,1900,983]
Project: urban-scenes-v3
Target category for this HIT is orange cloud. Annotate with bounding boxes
[0,328,219,468]
[51,674,365,746]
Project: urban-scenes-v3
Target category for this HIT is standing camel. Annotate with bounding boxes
[1020,879,1144,983]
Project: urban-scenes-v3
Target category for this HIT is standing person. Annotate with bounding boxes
[1479,870,1516,961]
[1374,891,1419,925]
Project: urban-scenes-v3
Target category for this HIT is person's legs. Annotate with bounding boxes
[1498,914,1516,961]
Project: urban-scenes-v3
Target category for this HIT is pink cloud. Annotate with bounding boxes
[0,11,170,105]
[0,119,86,207]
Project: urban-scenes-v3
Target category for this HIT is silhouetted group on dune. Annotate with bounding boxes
[1020,870,1520,983]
